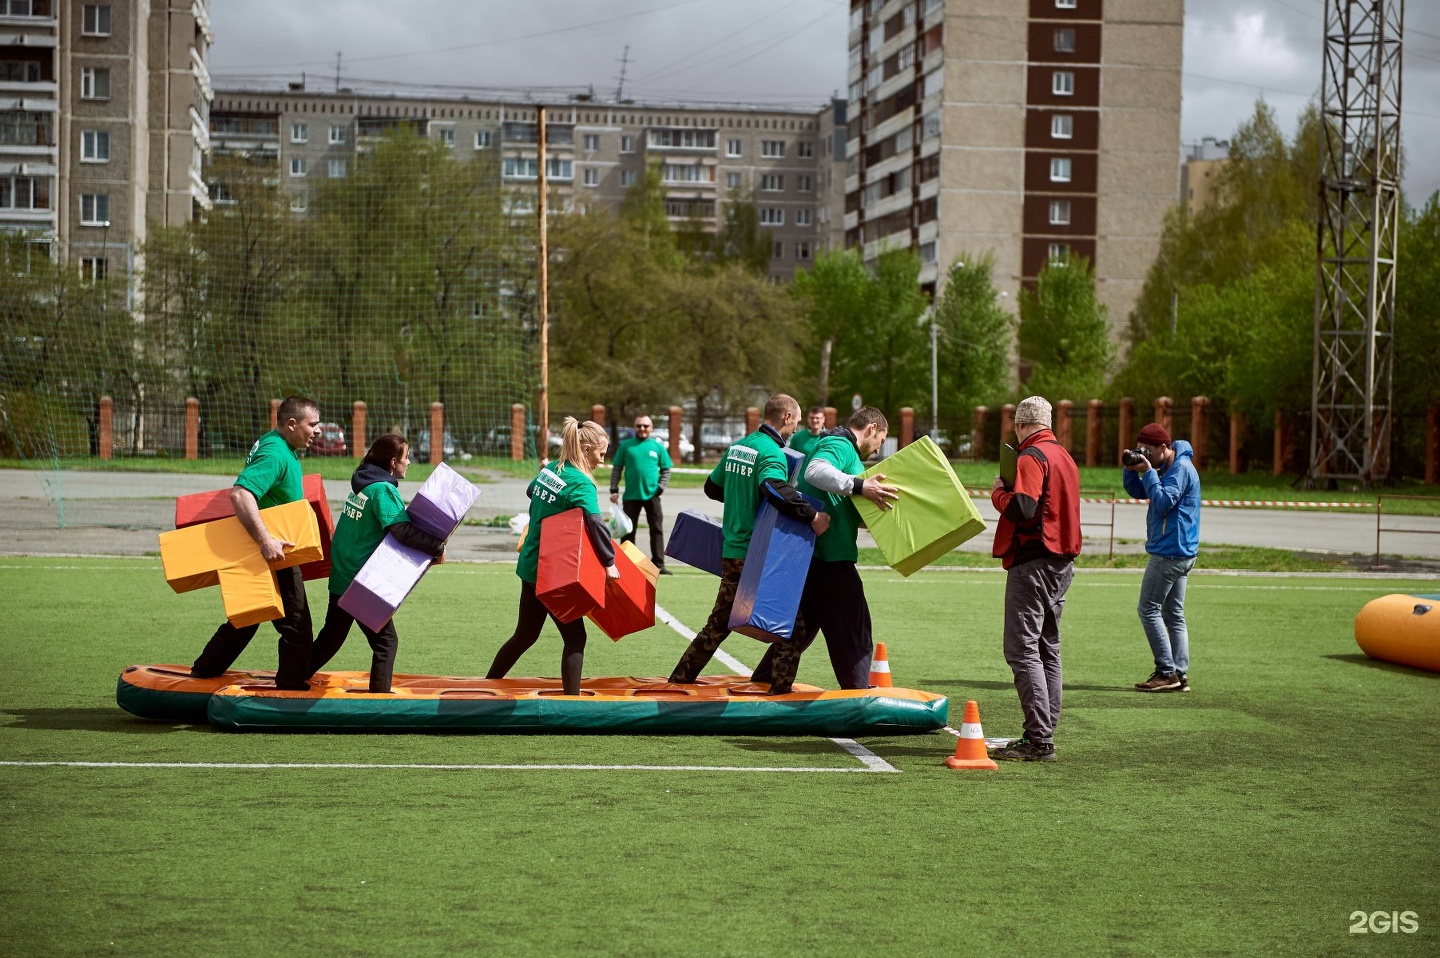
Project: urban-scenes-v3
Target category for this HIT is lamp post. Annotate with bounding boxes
[928,307,939,441]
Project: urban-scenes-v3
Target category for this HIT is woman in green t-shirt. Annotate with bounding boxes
[306,434,446,693]
[487,417,619,695]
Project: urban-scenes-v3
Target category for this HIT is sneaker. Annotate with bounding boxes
[988,737,1056,762]
[1134,670,1181,692]
[1176,672,1191,692]
[658,566,674,576]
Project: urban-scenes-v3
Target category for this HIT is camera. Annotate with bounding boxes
[1121,448,1149,467]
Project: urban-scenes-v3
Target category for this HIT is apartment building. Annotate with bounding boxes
[207,86,846,282]
[0,0,211,287]
[1179,135,1228,217]
[845,0,1183,336]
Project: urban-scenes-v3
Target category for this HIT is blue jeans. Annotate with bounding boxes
[1138,555,1195,674]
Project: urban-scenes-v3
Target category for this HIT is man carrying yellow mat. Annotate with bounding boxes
[750,406,898,689]
[191,396,322,690]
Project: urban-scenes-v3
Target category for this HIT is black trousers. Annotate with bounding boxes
[621,496,666,567]
[487,578,589,695]
[191,565,313,687]
[751,558,873,690]
[306,592,401,692]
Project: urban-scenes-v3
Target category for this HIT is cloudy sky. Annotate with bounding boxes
[209,0,1440,203]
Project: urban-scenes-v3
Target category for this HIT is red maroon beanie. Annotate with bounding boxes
[1136,423,1171,447]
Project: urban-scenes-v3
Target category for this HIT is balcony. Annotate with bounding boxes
[647,128,717,152]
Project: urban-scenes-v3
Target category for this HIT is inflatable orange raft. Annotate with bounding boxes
[1354,594,1440,672]
[117,665,949,736]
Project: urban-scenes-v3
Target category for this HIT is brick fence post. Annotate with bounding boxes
[973,405,987,462]
[668,406,684,463]
[899,407,914,446]
[1229,407,1245,475]
[1273,409,1290,476]
[429,402,444,465]
[269,398,280,431]
[1154,396,1172,434]
[1118,398,1134,459]
[746,406,760,435]
[590,404,606,428]
[1000,403,1015,443]
[510,403,526,461]
[98,396,113,460]
[1056,400,1073,451]
[1191,396,1210,470]
[352,401,367,459]
[1086,399,1102,467]
[823,406,837,429]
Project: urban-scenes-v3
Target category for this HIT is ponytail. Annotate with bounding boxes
[555,416,607,475]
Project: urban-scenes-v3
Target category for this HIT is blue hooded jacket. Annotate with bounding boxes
[1121,439,1200,558]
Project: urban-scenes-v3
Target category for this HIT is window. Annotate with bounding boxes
[648,128,716,149]
[438,128,455,147]
[80,193,109,225]
[620,169,636,187]
[80,257,107,283]
[1054,28,1076,53]
[796,208,813,226]
[919,241,937,263]
[291,123,308,143]
[921,110,941,141]
[760,173,783,192]
[725,172,742,189]
[1049,157,1072,182]
[772,241,784,259]
[1056,0,1077,8]
[1,175,49,210]
[796,174,813,193]
[469,130,489,148]
[328,159,347,178]
[82,4,111,36]
[81,67,110,100]
[583,133,599,151]
[761,140,785,158]
[1051,114,1073,139]
[80,130,110,162]
[547,158,573,180]
[660,163,714,183]
[290,194,308,213]
[1052,71,1074,96]
[582,168,598,187]
[1048,242,1070,263]
[329,124,346,145]
[795,241,811,260]
[759,208,784,226]
[1049,199,1071,225]
[503,157,536,179]
[721,138,740,158]
[797,140,814,158]
[620,134,635,153]
[289,157,307,177]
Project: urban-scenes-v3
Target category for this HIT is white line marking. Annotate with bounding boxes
[654,602,900,774]
[0,760,878,774]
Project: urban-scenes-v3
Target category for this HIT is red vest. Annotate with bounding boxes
[991,430,1082,569]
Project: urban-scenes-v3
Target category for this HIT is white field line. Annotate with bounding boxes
[653,602,900,774]
[0,761,880,774]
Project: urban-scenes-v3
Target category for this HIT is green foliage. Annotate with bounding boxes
[931,254,1015,414]
[1018,256,1112,401]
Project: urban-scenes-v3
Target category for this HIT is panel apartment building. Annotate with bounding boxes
[208,87,848,282]
[0,0,212,288]
[845,0,1183,335]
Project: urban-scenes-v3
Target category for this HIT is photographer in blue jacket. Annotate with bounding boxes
[1121,423,1201,693]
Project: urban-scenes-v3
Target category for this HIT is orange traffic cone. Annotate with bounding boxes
[945,700,998,770]
[869,643,893,688]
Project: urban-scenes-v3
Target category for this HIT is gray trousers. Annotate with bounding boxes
[1002,556,1075,745]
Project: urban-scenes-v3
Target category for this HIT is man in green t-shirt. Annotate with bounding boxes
[609,414,674,574]
[751,406,898,690]
[191,395,322,690]
[668,394,831,696]
[787,405,827,457]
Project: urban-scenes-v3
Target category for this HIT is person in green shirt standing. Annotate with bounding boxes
[751,406,898,689]
[787,405,827,457]
[609,414,674,574]
[488,417,619,696]
[668,394,830,696]
[191,395,321,690]
[304,434,447,693]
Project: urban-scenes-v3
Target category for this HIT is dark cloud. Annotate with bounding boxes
[209,0,1438,201]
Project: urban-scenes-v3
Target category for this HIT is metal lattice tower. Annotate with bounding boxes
[1309,0,1404,486]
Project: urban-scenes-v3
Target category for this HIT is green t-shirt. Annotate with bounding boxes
[328,480,409,595]
[612,436,673,501]
[788,429,825,457]
[796,434,864,563]
[709,429,789,560]
[516,461,602,584]
[234,429,303,509]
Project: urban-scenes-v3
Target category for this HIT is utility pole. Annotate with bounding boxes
[335,51,341,92]
[615,45,630,101]
[537,105,549,458]
[1309,0,1404,487]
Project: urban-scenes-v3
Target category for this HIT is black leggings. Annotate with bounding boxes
[306,592,400,693]
[486,579,589,695]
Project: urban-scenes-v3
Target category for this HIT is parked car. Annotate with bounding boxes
[698,424,736,452]
[648,427,695,460]
[413,430,459,461]
[309,422,348,457]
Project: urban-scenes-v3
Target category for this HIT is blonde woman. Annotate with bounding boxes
[487,417,619,695]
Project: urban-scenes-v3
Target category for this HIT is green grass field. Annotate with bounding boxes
[2,558,1437,957]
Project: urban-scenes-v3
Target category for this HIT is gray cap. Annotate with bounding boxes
[1013,396,1053,428]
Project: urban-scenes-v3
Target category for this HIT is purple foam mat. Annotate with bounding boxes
[338,536,434,632]
[405,462,480,539]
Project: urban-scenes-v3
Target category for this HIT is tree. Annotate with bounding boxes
[931,254,1014,418]
[1019,256,1112,401]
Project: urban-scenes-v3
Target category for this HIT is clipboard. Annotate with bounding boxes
[998,443,1018,489]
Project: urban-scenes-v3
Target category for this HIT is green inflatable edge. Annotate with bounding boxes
[116,675,211,723]
[207,691,949,736]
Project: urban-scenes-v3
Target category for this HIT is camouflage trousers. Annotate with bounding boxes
[668,557,805,693]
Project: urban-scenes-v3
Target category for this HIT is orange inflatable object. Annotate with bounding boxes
[174,474,335,580]
[1354,593,1440,672]
[158,499,323,628]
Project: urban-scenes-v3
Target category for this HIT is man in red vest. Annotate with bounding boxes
[988,396,1082,761]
